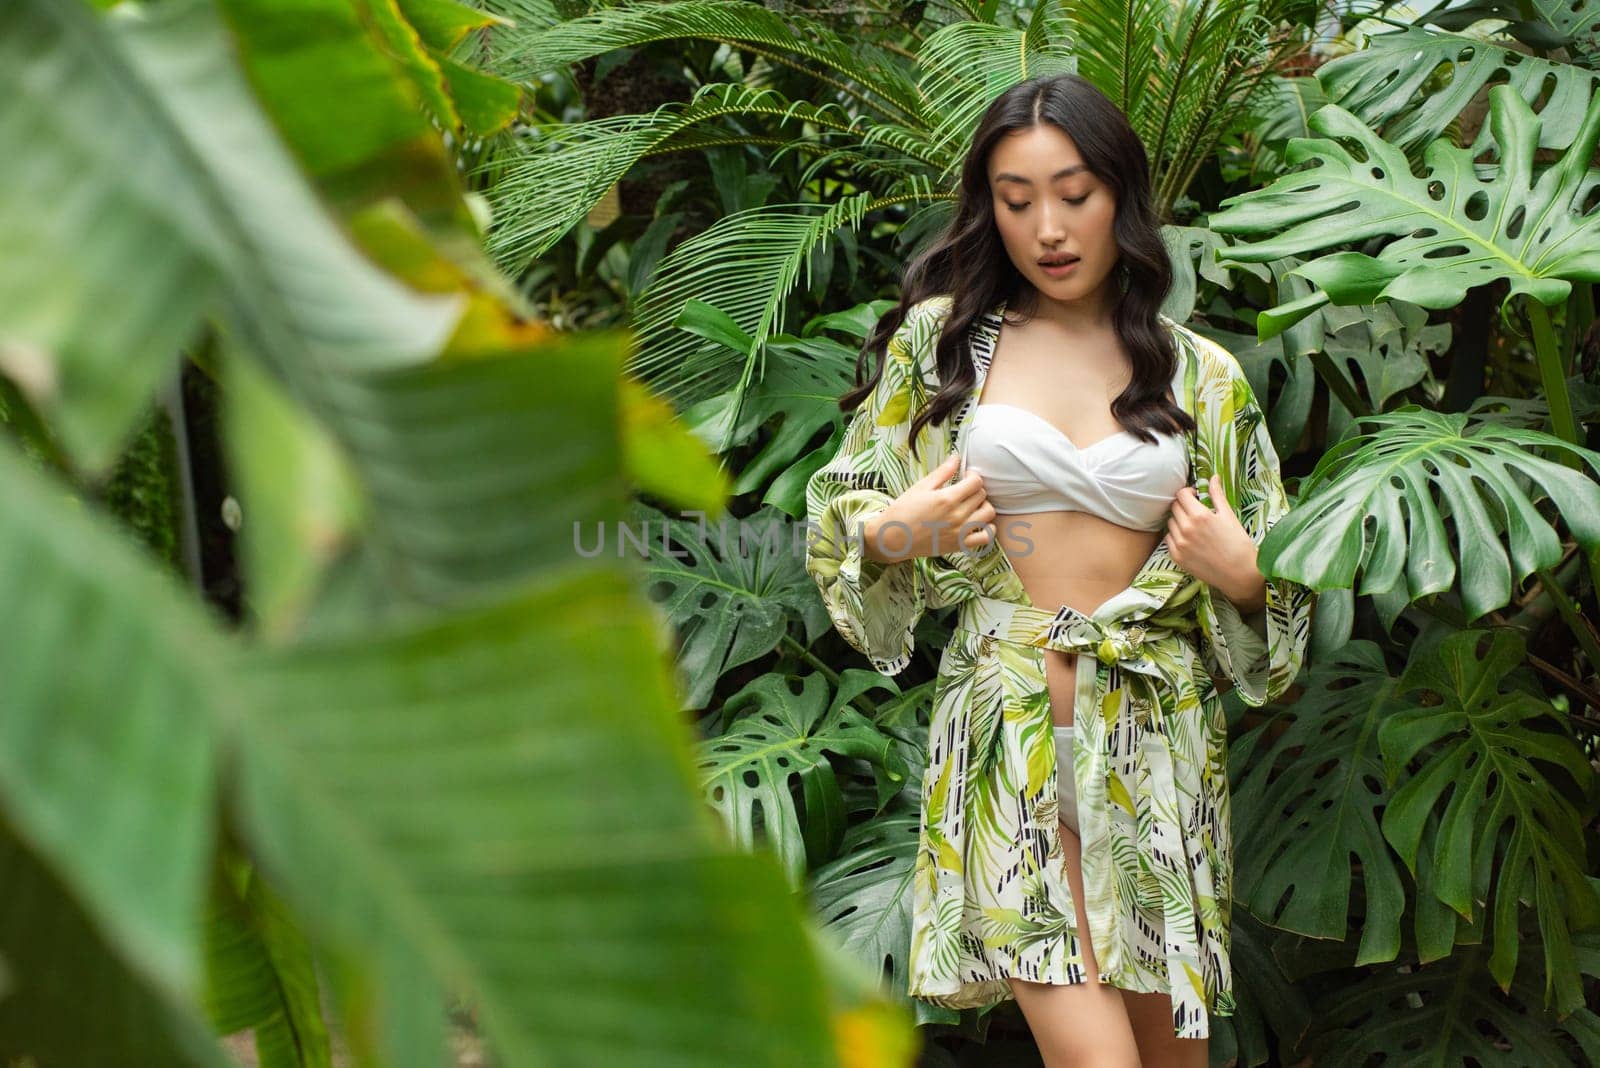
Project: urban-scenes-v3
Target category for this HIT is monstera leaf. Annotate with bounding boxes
[638,501,830,709]
[1259,300,1443,445]
[1425,0,1600,67]
[1219,74,1334,187]
[1316,25,1600,156]
[1302,942,1596,1066]
[1318,307,1442,419]
[697,673,910,885]
[1261,407,1600,622]
[807,806,922,1006]
[673,299,862,511]
[1230,641,1411,966]
[1380,629,1599,1012]
[1209,83,1600,325]
[1212,910,1315,1068]
[1201,291,1444,453]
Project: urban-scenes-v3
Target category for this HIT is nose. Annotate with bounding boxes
[1036,199,1068,243]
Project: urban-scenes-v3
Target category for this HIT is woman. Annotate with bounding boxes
[804,74,1314,1066]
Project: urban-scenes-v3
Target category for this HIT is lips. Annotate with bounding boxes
[1039,256,1080,266]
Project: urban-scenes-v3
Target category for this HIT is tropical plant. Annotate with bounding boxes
[559,3,1600,1063]
[471,0,1315,443]
[0,0,911,1064]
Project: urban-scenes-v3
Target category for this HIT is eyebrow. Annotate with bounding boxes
[993,165,1088,185]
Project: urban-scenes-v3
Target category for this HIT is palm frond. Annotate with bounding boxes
[915,11,1078,181]
[626,190,942,440]
[490,0,924,121]
[1065,0,1303,213]
[856,120,949,169]
[1060,0,1167,120]
[480,83,863,269]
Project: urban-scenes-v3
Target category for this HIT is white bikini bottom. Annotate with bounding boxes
[1053,723,1078,836]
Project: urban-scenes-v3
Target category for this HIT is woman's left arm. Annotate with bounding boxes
[1168,359,1315,707]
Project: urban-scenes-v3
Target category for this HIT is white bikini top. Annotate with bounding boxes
[961,362,1190,532]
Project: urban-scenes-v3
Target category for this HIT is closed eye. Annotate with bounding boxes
[1004,196,1089,213]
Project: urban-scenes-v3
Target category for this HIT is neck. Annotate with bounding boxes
[1024,278,1119,333]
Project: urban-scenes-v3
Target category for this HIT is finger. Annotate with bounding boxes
[1171,484,1211,519]
[916,453,963,489]
[1208,474,1230,514]
[944,467,989,505]
[962,523,993,549]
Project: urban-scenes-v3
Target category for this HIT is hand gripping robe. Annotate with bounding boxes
[804,296,1314,1039]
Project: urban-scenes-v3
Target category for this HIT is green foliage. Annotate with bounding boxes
[589,10,1600,1065]
[805,805,923,1018]
[1303,943,1600,1065]
[637,502,828,709]
[1381,629,1598,1011]
[10,0,1600,1063]
[203,846,333,1067]
[1422,0,1600,68]
[1316,24,1600,156]
[101,402,185,574]
[0,0,878,1064]
[0,0,467,472]
[672,299,866,511]
[1231,631,1600,1015]
[1231,642,1410,964]
[476,0,1304,418]
[1262,407,1600,621]
[0,828,234,1068]
[697,672,909,883]
[1210,83,1600,327]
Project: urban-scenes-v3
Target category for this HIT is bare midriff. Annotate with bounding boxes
[988,512,1166,728]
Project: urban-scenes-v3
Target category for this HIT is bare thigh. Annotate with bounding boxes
[1005,819,1139,1068]
[1118,987,1209,1068]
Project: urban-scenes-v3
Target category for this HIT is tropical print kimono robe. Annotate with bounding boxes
[804,295,1314,1039]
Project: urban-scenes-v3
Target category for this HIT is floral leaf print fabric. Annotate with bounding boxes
[1184,338,1314,707]
[803,299,979,676]
[803,296,1316,1040]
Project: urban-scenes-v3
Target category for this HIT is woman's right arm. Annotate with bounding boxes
[803,300,988,676]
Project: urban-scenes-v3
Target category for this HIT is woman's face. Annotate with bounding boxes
[986,124,1120,313]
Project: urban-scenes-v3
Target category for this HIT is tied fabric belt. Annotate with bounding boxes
[950,594,1218,1018]
[954,593,1198,681]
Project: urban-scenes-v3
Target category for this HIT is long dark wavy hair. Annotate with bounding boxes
[841,72,1195,461]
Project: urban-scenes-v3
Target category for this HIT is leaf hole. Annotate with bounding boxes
[1335,136,1370,163]
[1505,205,1526,240]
